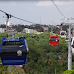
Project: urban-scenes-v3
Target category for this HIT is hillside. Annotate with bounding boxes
[0,32,70,74]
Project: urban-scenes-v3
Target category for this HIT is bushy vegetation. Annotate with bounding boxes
[14,32,68,74]
[12,24,44,32]
[0,65,8,74]
[12,71,21,74]
[0,33,8,74]
[0,32,73,74]
[63,70,74,74]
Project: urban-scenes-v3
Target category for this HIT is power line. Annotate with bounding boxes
[0,10,36,24]
[11,15,35,24]
[51,0,66,18]
[0,10,6,14]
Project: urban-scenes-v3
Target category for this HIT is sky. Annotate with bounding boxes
[0,0,74,25]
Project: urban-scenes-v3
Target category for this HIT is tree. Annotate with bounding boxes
[16,25,23,32]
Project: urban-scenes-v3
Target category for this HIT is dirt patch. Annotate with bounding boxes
[7,65,25,74]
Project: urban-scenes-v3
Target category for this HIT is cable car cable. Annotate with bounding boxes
[11,15,35,24]
[0,10,7,14]
[0,10,36,24]
[51,0,67,18]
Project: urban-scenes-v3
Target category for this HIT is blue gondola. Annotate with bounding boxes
[0,36,29,65]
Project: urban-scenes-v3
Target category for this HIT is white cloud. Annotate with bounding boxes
[36,1,52,6]
[9,1,17,5]
[36,1,74,7]
[29,7,34,10]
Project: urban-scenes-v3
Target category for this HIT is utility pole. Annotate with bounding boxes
[67,18,74,70]
[62,18,72,70]
[68,23,72,70]
[55,68,57,74]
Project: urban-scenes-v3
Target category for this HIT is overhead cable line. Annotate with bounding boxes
[11,15,35,24]
[0,10,6,14]
[51,0,67,18]
[0,10,36,24]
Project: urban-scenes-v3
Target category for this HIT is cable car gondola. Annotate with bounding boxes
[71,37,74,53]
[0,12,29,65]
[60,31,66,38]
[0,36,29,65]
[65,36,69,42]
[49,35,59,45]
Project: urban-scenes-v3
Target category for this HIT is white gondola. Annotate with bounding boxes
[60,31,66,38]
[65,36,69,41]
[71,37,74,53]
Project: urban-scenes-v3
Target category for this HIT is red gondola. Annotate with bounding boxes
[49,35,59,45]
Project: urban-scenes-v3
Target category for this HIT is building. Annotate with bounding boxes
[43,27,48,32]
[5,22,13,26]
[35,29,40,32]
[0,28,5,33]
[33,30,37,34]
[22,28,26,33]
[8,28,17,33]
[22,28,33,33]
[22,28,43,34]
[56,25,60,28]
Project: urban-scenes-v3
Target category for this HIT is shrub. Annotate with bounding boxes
[63,70,74,74]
